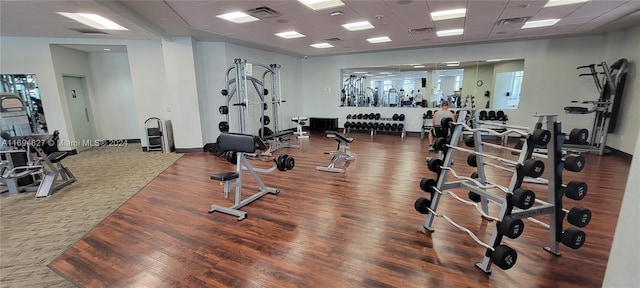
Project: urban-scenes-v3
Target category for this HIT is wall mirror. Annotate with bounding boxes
[0,74,48,135]
[340,59,524,110]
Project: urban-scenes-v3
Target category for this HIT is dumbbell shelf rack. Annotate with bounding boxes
[345,114,405,138]
[419,110,588,274]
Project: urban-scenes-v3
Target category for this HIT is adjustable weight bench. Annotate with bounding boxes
[316,130,355,173]
[209,133,279,220]
[260,128,299,156]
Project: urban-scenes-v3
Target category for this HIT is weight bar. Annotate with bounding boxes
[398,114,405,121]
[392,114,399,121]
[414,202,519,270]
[563,154,585,172]
[420,178,437,194]
[357,114,363,119]
[225,151,237,164]
[398,124,404,131]
[218,121,230,132]
[561,227,586,249]
[568,128,589,145]
[261,115,271,125]
[468,172,482,202]
[346,114,352,119]
[563,181,587,200]
[391,124,398,131]
[512,187,535,209]
[375,113,381,120]
[369,113,375,119]
[438,141,545,178]
[275,154,295,171]
[385,123,391,130]
[263,88,269,96]
[258,127,273,138]
[427,158,443,173]
[363,113,369,119]
[480,140,548,159]
[498,215,525,239]
[219,106,229,115]
[567,206,591,228]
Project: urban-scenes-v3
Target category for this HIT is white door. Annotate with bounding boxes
[63,76,94,151]
[493,72,513,109]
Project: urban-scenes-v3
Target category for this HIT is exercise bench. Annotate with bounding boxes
[209,133,279,220]
[316,130,355,173]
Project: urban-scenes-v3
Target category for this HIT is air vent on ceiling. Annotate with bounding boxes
[408,27,433,34]
[68,28,109,35]
[497,17,529,25]
[247,6,282,19]
[323,37,343,42]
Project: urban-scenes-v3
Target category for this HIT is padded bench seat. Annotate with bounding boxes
[211,172,239,181]
[564,106,590,114]
[48,151,69,163]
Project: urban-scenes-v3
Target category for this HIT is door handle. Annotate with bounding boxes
[85,108,89,122]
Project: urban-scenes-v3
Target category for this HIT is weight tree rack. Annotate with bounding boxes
[416,110,591,273]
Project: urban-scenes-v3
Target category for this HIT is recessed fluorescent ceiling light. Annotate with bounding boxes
[57,12,128,30]
[446,63,460,67]
[413,65,425,68]
[367,36,391,43]
[353,71,368,74]
[216,11,259,23]
[379,72,392,75]
[311,42,334,48]
[436,29,464,37]
[522,19,560,29]
[342,21,374,31]
[445,61,459,64]
[430,8,466,21]
[486,59,503,62]
[275,31,306,39]
[298,0,345,11]
[544,0,589,7]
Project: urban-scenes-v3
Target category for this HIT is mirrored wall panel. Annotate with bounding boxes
[0,74,48,135]
[340,59,524,109]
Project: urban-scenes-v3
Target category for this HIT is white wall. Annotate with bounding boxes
[124,40,172,148]
[301,32,639,154]
[88,52,138,140]
[194,42,227,144]
[603,129,640,287]
[598,25,640,154]
[161,37,204,149]
[0,37,72,145]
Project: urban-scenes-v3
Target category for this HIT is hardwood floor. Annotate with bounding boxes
[50,131,630,288]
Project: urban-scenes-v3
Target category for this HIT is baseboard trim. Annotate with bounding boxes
[175,148,203,153]
[607,146,633,160]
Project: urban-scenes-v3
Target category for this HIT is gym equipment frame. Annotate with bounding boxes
[416,111,590,273]
[564,58,628,155]
[316,130,354,173]
[209,133,286,220]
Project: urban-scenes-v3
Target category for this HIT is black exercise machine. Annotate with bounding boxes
[564,58,628,155]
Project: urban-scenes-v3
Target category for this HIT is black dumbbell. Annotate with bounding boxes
[561,227,586,249]
[498,215,525,239]
[427,158,443,173]
[564,155,586,172]
[512,188,535,209]
[218,121,230,132]
[491,245,517,270]
[563,181,587,200]
[219,106,229,114]
[567,206,591,227]
[568,128,589,145]
[414,197,431,214]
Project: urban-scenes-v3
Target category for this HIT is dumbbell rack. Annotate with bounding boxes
[344,113,405,138]
[417,111,591,273]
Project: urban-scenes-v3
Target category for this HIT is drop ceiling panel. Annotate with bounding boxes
[1,0,639,57]
[499,1,545,19]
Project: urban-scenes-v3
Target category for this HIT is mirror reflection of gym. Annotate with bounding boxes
[340,59,524,110]
[0,74,48,136]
